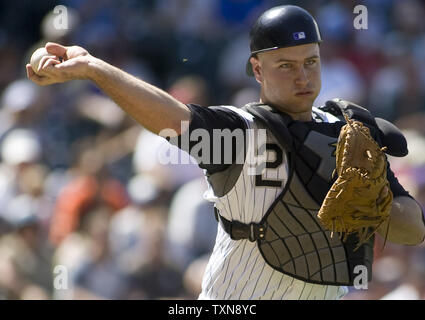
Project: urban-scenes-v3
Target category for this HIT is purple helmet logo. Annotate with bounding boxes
[293,32,306,40]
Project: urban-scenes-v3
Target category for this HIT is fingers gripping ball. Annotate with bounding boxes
[30,47,61,74]
[318,114,393,248]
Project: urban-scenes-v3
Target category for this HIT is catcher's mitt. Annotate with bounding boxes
[318,114,393,247]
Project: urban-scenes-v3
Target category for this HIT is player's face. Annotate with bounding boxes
[250,43,321,121]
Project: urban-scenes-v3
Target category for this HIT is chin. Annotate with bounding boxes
[266,96,314,114]
[290,99,314,111]
[296,96,316,109]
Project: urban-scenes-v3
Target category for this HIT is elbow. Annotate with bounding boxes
[411,227,425,245]
[405,233,425,246]
[408,205,425,245]
[381,219,425,246]
[400,223,425,246]
[388,196,425,245]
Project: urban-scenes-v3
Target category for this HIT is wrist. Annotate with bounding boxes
[85,56,105,82]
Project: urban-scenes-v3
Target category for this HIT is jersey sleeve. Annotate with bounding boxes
[386,160,412,198]
[387,161,425,226]
[168,104,248,174]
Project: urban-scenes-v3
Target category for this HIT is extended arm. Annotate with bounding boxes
[26,42,190,136]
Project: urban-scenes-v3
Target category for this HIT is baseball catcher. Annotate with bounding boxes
[26,4,425,300]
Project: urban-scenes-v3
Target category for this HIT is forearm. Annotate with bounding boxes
[377,196,425,245]
[27,43,191,136]
[86,57,190,136]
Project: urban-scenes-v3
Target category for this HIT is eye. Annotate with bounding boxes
[279,63,292,69]
[305,59,317,66]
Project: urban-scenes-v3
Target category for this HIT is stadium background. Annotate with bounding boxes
[0,0,424,299]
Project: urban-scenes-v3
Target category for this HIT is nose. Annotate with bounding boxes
[294,66,309,86]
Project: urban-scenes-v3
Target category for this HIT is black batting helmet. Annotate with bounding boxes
[246,5,322,76]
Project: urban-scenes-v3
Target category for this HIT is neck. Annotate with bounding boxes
[283,110,313,122]
[259,99,313,122]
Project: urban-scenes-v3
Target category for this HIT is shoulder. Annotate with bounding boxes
[207,105,255,124]
[187,104,254,130]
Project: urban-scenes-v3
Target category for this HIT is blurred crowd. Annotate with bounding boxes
[0,0,424,300]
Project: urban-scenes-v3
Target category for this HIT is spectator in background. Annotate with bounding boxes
[131,74,207,194]
[71,206,136,300]
[166,177,216,272]
[0,79,49,141]
[380,246,425,300]
[0,202,53,299]
[315,40,366,107]
[128,208,187,299]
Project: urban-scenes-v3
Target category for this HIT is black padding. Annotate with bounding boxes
[375,117,408,157]
[297,145,321,171]
[308,175,332,204]
[288,122,310,145]
[244,103,294,151]
[296,156,314,185]
[321,99,408,157]
[324,99,377,127]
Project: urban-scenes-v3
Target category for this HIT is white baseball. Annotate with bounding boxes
[30,47,51,74]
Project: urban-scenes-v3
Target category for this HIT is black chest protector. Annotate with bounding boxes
[251,103,375,286]
[215,101,398,286]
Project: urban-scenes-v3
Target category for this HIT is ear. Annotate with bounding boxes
[250,56,262,83]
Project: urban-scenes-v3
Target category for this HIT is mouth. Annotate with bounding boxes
[295,91,313,97]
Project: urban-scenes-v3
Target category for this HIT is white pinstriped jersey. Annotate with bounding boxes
[199,106,349,300]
